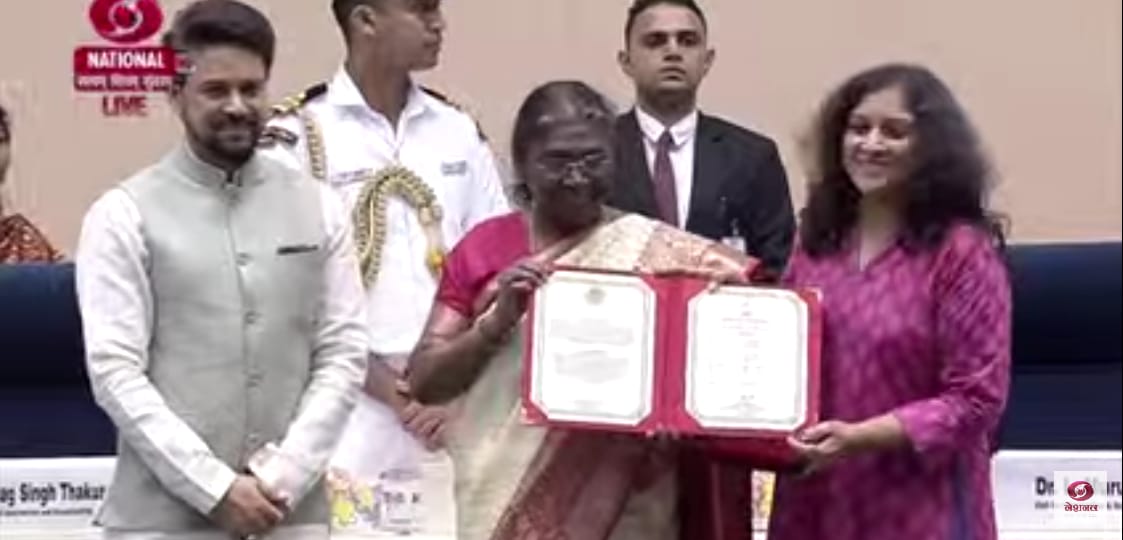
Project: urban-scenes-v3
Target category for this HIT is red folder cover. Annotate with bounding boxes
[520,266,822,470]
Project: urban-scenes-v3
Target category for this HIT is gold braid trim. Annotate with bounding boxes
[267,83,328,179]
[300,110,327,180]
[352,166,446,287]
[288,83,446,288]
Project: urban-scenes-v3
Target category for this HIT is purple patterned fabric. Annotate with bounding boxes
[768,223,1011,540]
[652,130,679,225]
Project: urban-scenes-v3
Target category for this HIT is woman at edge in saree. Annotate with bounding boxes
[405,80,765,540]
[0,103,64,263]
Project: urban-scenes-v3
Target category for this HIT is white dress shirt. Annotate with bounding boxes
[77,174,366,540]
[263,68,511,356]
[634,106,698,229]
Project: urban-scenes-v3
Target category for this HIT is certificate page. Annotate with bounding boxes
[685,288,808,431]
[528,270,655,426]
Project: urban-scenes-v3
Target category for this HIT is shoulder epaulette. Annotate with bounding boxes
[421,86,449,104]
[422,86,488,142]
[259,82,328,149]
[270,82,328,118]
[258,125,299,148]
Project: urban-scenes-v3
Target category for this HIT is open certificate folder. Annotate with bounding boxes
[521,267,823,469]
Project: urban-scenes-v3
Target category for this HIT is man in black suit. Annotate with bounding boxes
[611,0,795,275]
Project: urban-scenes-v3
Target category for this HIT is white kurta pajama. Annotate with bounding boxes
[76,144,369,539]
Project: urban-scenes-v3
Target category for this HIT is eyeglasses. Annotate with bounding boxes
[534,152,611,179]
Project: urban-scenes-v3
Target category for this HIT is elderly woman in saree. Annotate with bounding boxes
[405,80,764,540]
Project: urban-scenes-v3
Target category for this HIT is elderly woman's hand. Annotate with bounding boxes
[479,258,550,338]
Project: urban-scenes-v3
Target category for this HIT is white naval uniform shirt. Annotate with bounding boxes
[262,68,511,357]
[261,71,509,524]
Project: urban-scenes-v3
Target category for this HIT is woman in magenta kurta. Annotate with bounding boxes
[767,64,1012,540]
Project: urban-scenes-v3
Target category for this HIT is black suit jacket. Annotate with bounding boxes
[610,110,796,274]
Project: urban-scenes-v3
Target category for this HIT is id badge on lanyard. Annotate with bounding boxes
[722,233,746,252]
[719,196,746,252]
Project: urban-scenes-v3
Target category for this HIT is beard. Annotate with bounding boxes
[185,111,263,168]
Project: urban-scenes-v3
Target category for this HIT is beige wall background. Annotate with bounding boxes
[1,0,1119,253]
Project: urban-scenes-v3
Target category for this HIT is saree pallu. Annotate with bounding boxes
[443,213,753,540]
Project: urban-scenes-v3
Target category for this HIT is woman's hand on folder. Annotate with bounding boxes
[787,420,869,475]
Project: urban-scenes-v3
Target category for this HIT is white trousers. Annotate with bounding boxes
[102,524,328,539]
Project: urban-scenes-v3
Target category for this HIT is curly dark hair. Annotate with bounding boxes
[799,63,1006,257]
